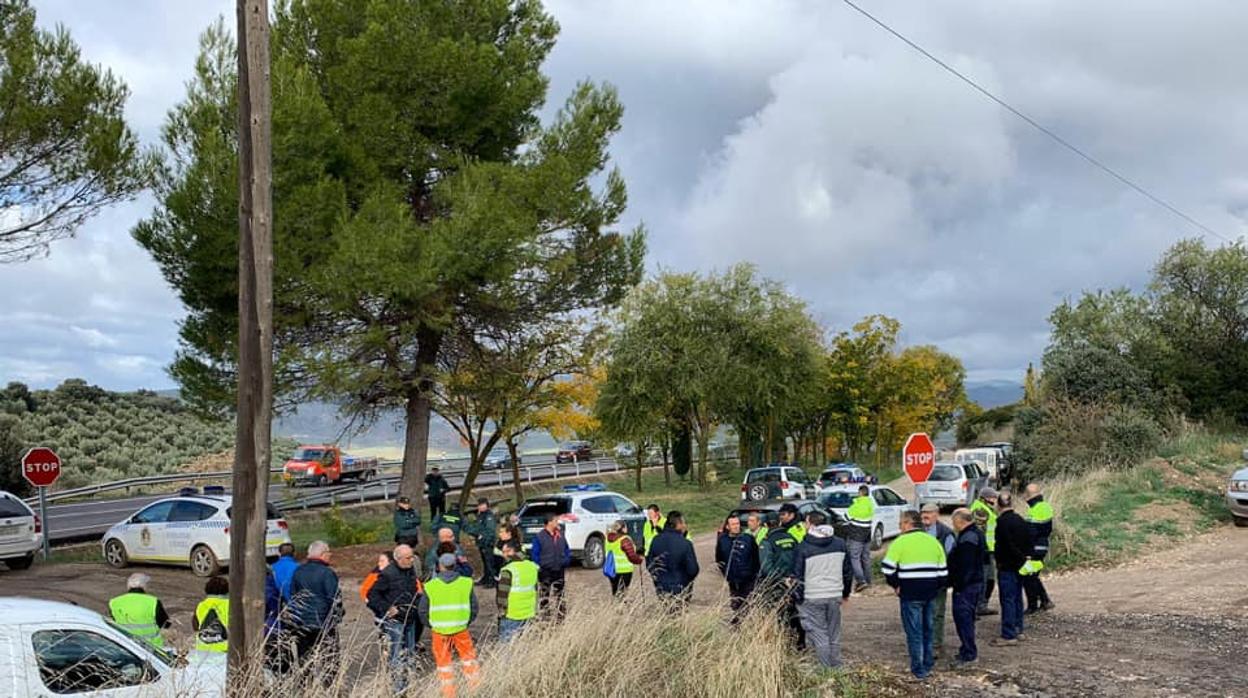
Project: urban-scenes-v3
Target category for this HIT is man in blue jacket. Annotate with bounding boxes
[530,513,571,621]
[271,542,298,602]
[948,508,986,668]
[646,511,699,605]
[289,540,344,682]
[793,512,854,668]
[716,515,759,623]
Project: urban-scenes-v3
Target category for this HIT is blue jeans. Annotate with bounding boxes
[997,569,1025,639]
[899,598,935,678]
[498,618,527,642]
[382,619,419,690]
[952,584,981,661]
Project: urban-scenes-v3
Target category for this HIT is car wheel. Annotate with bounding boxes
[1235,516,1248,528]
[190,545,221,577]
[104,539,129,569]
[316,474,328,487]
[870,524,884,551]
[746,483,769,502]
[4,552,34,570]
[582,535,606,569]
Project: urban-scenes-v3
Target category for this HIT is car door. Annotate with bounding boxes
[126,501,175,561]
[577,495,617,549]
[24,624,170,697]
[871,489,894,537]
[167,501,218,562]
[883,488,914,535]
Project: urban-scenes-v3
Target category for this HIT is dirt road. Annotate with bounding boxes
[4,523,1246,697]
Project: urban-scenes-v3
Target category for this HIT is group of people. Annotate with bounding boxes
[881,483,1056,680]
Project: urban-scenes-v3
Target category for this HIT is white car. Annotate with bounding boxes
[0,491,42,571]
[740,466,815,501]
[0,597,224,697]
[101,489,291,577]
[817,484,918,549]
[515,485,647,569]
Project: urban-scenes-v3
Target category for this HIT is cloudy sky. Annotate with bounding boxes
[4,0,1247,391]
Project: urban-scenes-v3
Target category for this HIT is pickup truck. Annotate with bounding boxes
[282,445,379,487]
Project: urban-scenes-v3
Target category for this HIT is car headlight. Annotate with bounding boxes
[1230,479,1248,492]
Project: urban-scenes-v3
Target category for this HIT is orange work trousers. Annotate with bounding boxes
[431,630,479,698]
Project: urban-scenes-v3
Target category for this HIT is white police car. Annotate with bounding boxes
[0,597,224,697]
[515,484,647,569]
[101,487,291,577]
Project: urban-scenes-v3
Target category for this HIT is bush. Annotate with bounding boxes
[322,505,385,547]
[1102,406,1163,466]
[1014,399,1165,481]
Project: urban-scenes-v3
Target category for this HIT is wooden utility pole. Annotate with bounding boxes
[228,0,273,684]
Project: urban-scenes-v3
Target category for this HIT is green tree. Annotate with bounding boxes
[0,413,29,495]
[135,2,644,507]
[1023,363,1039,406]
[0,0,155,262]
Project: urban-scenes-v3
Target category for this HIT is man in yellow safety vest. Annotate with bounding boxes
[108,573,171,649]
[496,541,538,642]
[421,553,480,698]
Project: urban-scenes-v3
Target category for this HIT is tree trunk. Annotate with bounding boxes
[399,326,443,510]
[228,0,272,684]
[507,437,523,507]
[457,432,502,513]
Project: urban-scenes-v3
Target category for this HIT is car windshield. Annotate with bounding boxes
[746,469,782,484]
[292,448,325,460]
[820,470,850,481]
[929,465,962,482]
[818,491,855,508]
[103,618,174,668]
[559,443,578,450]
[518,499,570,519]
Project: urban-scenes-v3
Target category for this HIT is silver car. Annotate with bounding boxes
[915,462,989,510]
[1228,466,1248,527]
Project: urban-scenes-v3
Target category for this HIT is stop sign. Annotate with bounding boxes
[22,447,61,488]
[902,433,936,484]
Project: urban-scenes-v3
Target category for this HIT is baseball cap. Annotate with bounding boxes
[778,502,799,515]
[920,503,941,513]
[397,496,411,504]
[979,486,999,500]
[438,553,457,569]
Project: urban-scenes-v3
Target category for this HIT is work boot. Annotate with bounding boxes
[950,658,978,670]
[990,637,1018,647]
[976,607,998,617]
[1025,607,1039,615]
[1039,600,1056,612]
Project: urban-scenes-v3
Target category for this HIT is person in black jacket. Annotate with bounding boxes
[530,514,571,621]
[366,544,423,691]
[716,515,759,623]
[948,508,986,667]
[992,493,1032,645]
[424,467,450,526]
[289,540,344,684]
[646,511,699,605]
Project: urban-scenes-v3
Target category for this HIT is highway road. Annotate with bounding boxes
[43,455,625,543]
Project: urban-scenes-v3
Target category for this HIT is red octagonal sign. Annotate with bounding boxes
[902,433,936,484]
[22,447,61,488]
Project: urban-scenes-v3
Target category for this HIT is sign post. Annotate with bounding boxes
[22,447,61,560]
[902,433,936,484]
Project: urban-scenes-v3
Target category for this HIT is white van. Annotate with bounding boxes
[954,448,1001,484]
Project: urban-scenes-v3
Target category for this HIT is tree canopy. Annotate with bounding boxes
[0,0,155,262]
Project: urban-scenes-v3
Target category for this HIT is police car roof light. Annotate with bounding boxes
[202,485,226,495]
[178,486,199,496]
[561,483,605,492]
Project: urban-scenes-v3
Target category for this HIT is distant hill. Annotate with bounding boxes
[1,379,236,492]
[965,380,1024,409]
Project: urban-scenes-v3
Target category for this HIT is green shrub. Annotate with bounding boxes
[321,505,384,547]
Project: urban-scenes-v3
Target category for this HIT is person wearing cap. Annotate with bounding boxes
[495,540,538,641]
[108,573,171,649]
[394,496,422,548]
[760,502,804,649]
[420,552,480,698]
[465,497,498,588]
[425,467,451,527]
[969,487,1000,616]
[921,503,956,661]
[1023,483,1056,613]
[845,485,876,591]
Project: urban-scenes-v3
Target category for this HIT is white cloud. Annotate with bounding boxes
[70,326,119,349]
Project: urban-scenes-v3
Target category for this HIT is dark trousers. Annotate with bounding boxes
[727,578,754,625]
[477,541,497,587]
[952,584,981,662]
[997,569,1025,640]
[427,496,445,524]
[293,625,339,687]
[899,598,935,678]
[978,557,996,610]
[786,597,806,650]
[609,571,634,596]
[538,570,567,621]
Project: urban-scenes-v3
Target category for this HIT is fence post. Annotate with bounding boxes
[382,480,389,501]
[595,459,601,474]
[575,460,581,477]
[527,466,533,483]
[497,470,503,487]
[358,485,365,504]
[553,462,558,479]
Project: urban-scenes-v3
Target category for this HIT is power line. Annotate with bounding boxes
[837,0,1234,243]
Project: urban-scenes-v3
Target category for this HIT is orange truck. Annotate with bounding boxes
[282,445,379,487]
